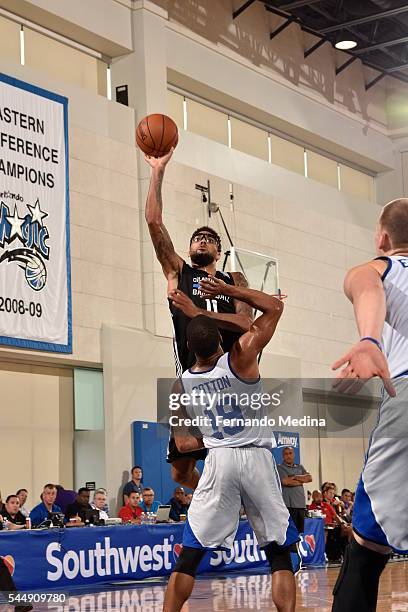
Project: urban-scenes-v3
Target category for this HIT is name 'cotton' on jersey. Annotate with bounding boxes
[181,353,276,449]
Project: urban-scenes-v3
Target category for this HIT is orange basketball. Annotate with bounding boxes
[136,114,178,157]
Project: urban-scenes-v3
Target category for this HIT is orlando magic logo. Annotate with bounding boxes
[0,198,49,291]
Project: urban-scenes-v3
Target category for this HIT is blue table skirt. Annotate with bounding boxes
[0,518,325,590]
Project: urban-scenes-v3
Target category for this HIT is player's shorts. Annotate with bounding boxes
[353,376,408,553]
[184,445,299,550]
[166,436,207,464]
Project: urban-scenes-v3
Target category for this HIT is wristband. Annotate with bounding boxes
[360,337,382,351]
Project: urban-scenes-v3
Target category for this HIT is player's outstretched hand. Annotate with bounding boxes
[144,147,174,170]
[169,289,200,319]
[199,275,231,297]
[332,340,396,397]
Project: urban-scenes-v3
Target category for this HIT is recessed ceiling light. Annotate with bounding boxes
[335,40,357,50]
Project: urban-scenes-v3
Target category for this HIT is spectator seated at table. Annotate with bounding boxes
[16,489,29,517]
[91,489,109,521]
[119,491,142,523]
[65,488,93,523]
[30,484,62,528]
[167,487,189,522]
[309,489,339,526]
[339,488,353,522]
[139,487,161,514]
[123,466,143,505]
[0,495,26,530]
[55,485,77,514]
[313,485,349,563]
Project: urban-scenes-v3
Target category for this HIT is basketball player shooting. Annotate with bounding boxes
[144,149,253,490]
[330,200,408,612]
[163,277,298,612]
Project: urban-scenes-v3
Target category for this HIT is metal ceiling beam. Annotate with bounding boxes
[320,5,408,34]
[365,73,386,90]
[279,0,326,9]
[307,3,408,84]
[233,0,256,19]
[353,35,408,55]
[270,17,295,39]
[304,37,327,58]
[262,1,408,85]
[310,3,406,64]
[336,56,358,75]
[387,62,408,74]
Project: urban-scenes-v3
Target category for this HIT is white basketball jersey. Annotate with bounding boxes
[181,353,276,449]
[380,256,408,378]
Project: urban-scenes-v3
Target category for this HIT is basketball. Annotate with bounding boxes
[136,114,178,157]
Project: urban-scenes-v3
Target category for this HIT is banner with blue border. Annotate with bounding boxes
[0,72,71,353]
[0,519,325,590]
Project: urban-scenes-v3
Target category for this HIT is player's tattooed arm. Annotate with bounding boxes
[230,271,254,329]
[144,150,183,279]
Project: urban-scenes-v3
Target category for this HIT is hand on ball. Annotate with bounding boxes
[144,147,174,170]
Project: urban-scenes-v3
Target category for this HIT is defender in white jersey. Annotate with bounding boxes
[331,199,408,612]
[163,277,298,612]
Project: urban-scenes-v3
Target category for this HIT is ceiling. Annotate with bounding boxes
[233,0,408,87]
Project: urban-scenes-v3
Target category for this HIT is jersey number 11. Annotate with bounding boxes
[205,299,218,312]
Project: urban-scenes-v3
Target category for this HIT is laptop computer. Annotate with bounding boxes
[156,505,171,523]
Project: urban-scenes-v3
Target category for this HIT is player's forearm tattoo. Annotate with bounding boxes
[154,172,164,214]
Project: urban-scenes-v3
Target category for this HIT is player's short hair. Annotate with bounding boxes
[190,226,222,252]
[187,315,220,359]
[379,198,408,248]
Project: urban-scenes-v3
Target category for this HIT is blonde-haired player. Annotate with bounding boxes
[331,199,408,611]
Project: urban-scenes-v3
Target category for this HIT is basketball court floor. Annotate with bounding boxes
[16,560,408,611]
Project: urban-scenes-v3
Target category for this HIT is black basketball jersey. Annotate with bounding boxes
[169,261,241,375]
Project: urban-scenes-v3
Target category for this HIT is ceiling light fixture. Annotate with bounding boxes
[335,40,358,50]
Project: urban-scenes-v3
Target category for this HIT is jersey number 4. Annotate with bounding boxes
[205,299,218,312]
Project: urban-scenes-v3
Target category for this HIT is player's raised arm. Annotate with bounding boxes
[332,260,395,396]
[144,149,183,279]
[200,276,284,378]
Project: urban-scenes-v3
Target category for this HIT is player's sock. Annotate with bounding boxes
[332,538,390,612]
